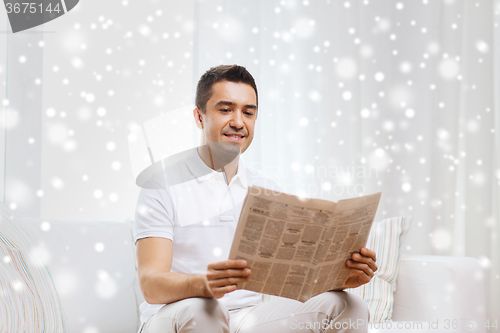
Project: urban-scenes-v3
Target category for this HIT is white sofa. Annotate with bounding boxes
[13,219,487,333]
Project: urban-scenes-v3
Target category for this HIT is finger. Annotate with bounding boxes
[351,252,378,272]
[208,276,250,289]
[207,268,251,280]
[346,260,374,278]
[350,252,376,267]
[346,266,372,284]
[208,259,248,270]
[360,247,377,262]
[211,284,238,298]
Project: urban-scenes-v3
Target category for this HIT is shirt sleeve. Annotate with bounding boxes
[133,186,176,245]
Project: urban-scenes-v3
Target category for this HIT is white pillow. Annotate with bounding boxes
[346,216,412,322]
[0,203,67,332]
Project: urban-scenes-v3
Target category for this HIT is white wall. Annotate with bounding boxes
[1,10,45,217]
[37,1,195,221]
[0,11,7,204]
[1,1,196,221]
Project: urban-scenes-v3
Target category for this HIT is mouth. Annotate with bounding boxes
[223,133,245,141]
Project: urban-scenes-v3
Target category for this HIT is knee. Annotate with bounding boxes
[177,298,229,323]
[342,292,370,322]
[148,298,229,333]
[310,291,369,321]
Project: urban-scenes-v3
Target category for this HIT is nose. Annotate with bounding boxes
[229,110,244,130]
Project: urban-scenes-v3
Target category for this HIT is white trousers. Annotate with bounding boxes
[139,291,369,333]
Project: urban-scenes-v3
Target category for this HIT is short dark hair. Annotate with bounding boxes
[195,65,258,113]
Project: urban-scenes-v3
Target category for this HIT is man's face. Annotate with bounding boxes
[195,80,257,154]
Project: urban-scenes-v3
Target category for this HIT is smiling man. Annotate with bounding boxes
[133,65,377,333]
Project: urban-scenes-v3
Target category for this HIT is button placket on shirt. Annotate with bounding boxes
[219,177,235,222]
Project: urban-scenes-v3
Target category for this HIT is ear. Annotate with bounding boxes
[193,106,204,129]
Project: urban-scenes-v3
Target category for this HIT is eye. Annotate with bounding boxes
[220,109,230,113]
[244,111,254,116]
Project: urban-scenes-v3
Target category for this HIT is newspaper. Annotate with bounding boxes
[228,186,382,302]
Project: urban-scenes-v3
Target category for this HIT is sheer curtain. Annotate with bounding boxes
[194,0,500,318]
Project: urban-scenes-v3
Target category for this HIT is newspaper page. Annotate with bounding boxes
[228,186,382,302]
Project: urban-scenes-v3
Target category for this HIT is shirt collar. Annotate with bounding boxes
[184,148,247,188]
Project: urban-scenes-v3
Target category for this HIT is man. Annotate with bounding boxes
[134,65,377,333]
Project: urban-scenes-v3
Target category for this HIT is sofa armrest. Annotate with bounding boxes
[392,255,487,331]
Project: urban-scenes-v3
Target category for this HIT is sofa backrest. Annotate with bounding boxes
[23,219,141,333]
[393,255,487,324]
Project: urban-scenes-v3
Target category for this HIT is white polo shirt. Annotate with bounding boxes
[133,149,280,326]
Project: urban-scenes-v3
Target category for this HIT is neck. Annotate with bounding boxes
[197,146,239,185]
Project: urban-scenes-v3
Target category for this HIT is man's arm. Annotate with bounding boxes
[136,237,251,304]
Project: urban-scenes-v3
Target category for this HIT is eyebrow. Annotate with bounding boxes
[214,100,257,110]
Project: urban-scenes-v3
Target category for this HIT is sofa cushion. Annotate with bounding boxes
[393,255,487,324]
[347,216,412,322]
[22,218,139,333]
[0,204,67,332]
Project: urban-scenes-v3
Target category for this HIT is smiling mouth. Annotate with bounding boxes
[224,134,245,139]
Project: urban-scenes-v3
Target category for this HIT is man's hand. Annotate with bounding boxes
[203,259,251,299]
[340,247,378,290]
